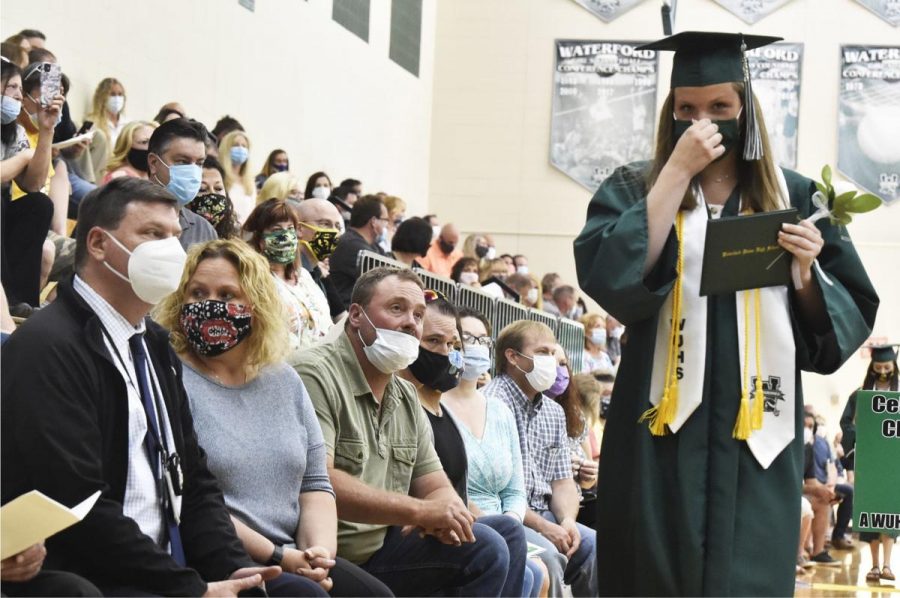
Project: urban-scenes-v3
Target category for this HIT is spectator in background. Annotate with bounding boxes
[329,184,357,229]
[507,273,540,309]
[255,148,289,190]
[605,314,624,365]
[552,285,579,320]
[419,223,463,278]
[338,178,362,198]
[500,254,516,276]
[329,195,388,310]
[513,255,529,276]
[0,41,28,68]
[153,102,185,124]
[541,273,561,315]
[147,118,217,250]
[18,29,46,50]
[2,178,279,596]
[211,114,244,142]
[305,171,333,200]
[389,216,431,269]
[802,413,841,567]
[295,267,512,596]
[84,77,127,180]
[156,239,388,596]
[103,120,157,182]
[218,130,256,224]
[581,313,613,373]
[450,257,481,288]
[295,197,345,320]
[187,155,239,239]
[483,321,597,597]
[423,214,440,239]
[480,258,509,283]
[381,195,406,253]
[2,60,62,312]
[462,234,496,263]
[260,171,305,207]
[244,199,333,361]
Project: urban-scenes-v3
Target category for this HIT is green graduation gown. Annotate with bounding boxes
[573,162,879,596]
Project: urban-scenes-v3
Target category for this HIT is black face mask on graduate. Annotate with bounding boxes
[409,346,463,392]
[673,114,742,162]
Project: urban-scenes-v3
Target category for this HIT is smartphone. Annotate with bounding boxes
[76,120,94,136]
[38,62,62,107]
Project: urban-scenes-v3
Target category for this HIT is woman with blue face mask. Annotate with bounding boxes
[580,312,613,374]
[219,130,256,225]
[441,308,550,598]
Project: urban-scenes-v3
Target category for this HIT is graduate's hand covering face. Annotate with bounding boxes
[668,83,742,177]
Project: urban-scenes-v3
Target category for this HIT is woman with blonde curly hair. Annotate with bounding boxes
[103,120,157,183]
[218,130,256,224]
[154,238,388,597]
[259,171,305,207]
[84,77,127,180]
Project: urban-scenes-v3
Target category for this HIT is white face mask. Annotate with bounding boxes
[431,225,441,240]
[515,351,557,393]
[590,327,607,347]
[516,265,529,275]
[102,231,186,304]
[459,271,479,285]
[803,427,813,445]
[526,288,539,304]
[357,309,421,374]
[485,247,497,260]
[312,186,330,200]
[106,95,125,115]
[610,325,625,340]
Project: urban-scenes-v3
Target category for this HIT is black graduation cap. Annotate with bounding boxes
[637,31,782,161]
[870,344,899,362]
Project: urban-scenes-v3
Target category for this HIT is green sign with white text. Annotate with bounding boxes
[853,390,900,534]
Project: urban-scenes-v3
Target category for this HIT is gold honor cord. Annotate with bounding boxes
[640,211,685,436]
[734,288,764,440]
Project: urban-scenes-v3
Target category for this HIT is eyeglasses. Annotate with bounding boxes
[424,289,447,304]
[462,333,494,348]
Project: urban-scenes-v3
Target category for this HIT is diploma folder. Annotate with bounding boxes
[700,208,799,296]
[0,490,101,560]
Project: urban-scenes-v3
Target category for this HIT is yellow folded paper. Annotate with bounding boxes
[1,490,101,560]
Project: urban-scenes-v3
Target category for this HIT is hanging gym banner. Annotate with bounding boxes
[570,0,649,22]
[550,40,659,191]
[852,0,900,26]
[838,45,900,205]
[712,0,795,23]
[745,42,803,169]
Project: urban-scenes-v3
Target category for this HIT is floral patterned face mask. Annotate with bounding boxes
[188,193,230,227]
[262,228,298,264]
[179,300,252,357]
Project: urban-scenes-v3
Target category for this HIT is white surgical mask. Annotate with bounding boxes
[485,247,497,260]
[526,288,539,304]
[803,427,813,445]
[102,231,186,304]
[312,186,330,200]
[459,271,479,286]
[515,351,557,393]
[431,225,441,240]
[516,265,529,275]
[590,328,607,347]
[358,310,421,374]
[462,344,492,380]
[610,325,625,340]
[106,95,125,115]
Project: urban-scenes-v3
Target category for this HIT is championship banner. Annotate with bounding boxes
[550,40,659,191]
[745,42,803,169]
[838,45,900,205]
[852,391,900,534]
[570,0,649,22]
[712,0,794,24]
[853,0,900,26]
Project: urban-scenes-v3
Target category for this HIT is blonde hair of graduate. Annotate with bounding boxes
[646,83,782,214]
[106,120,157,173]
[154,239,288,374]
[219,130,255,197]
[258,171,303,205]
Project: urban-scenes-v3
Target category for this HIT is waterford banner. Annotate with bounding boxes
[853,391,900,534]
[713,0,795,23]
[838,45,900,204]
[550,40,659,191]
[570,0,649,22]
[852,0,900,26]
[746,42,803,169]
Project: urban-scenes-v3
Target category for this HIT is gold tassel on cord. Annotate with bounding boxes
[733,289,753,440]
[641,211,685,436]
[750,289,765,430]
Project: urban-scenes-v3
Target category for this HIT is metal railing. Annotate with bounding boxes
[354,252,585,371]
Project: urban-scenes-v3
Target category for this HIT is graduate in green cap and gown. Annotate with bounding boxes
[574,31,879,596]
[840,344,898,583]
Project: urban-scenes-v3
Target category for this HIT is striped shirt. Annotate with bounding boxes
[482,374,571,512]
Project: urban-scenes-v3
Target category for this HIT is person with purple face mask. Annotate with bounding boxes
[255,149,289,190]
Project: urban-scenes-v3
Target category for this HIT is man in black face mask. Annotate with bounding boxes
[419,224,463,278]
[399,293,529,597]
[295,198,345,320]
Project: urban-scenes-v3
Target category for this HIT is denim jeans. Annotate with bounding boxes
[361,520,511,596]
[526,511,597,598]
[524,558,544,598]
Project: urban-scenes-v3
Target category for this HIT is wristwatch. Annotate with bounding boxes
[266,544,284,566]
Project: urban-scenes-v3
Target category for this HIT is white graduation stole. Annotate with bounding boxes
[647,169,796,469]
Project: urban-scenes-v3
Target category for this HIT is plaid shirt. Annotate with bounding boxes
[483,374,571,511]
